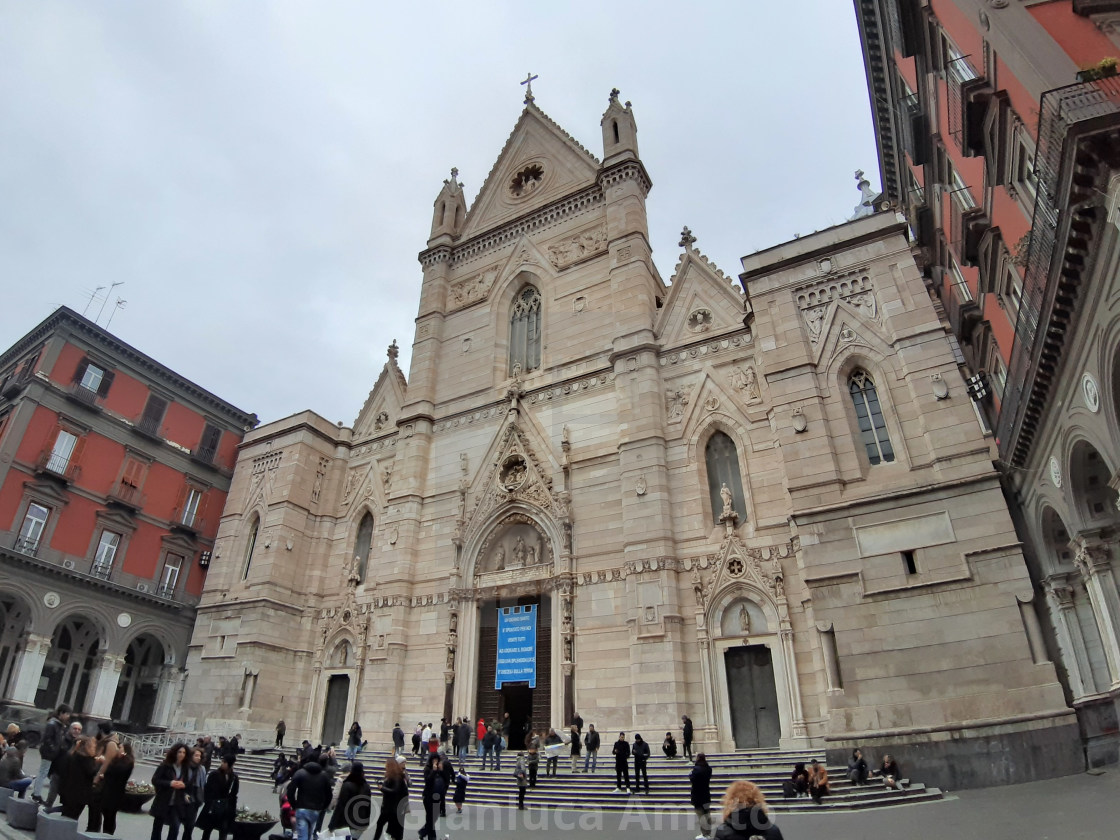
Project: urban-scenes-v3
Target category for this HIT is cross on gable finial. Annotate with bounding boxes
[679,226,697,249]
[521,72,539,104]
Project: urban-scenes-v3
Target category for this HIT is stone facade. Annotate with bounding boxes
[176,94,1079,786]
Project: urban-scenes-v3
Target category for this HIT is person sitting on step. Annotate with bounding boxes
[847,748,869,785]
[808,759,830,804]
[782,762,809,799]
[874,754,904,790]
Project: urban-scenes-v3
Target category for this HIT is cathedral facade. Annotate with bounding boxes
[176,92,1080,788]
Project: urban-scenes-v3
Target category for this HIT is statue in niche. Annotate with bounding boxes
[502,462,527,491]
[449,612,458,633]
[806,306,825,342]
[527,544,538,566]
[731,365,761,403]
[342,472,356,503]
[739,603,751,634]
[446,647,456,670]
[383,467,392,493]
[721,483,734,517]
[512,535,528,567]
[564,637,573,662]
[374,411,389,431]
[492,544,506,572]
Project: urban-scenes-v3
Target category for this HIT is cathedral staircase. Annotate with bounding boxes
[154,746,944,813]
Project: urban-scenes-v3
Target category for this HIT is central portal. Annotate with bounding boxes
[476,594,551,749]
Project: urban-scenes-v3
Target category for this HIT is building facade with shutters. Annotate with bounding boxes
[175,92,1079,789]
[855,0,1120,767]
[0,307,257,727]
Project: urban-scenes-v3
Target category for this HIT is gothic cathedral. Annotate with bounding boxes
[177,91,1079,782]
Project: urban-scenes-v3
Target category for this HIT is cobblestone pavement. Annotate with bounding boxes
[9,753,1118,839]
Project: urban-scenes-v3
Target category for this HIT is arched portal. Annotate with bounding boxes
[0,596,32,698]
[37,617,100,711]
[1069,441,1120,527]
[111,634,166,727]
[713,595,780,749]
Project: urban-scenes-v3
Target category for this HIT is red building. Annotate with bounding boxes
[0,307,256,727]
[856,0,1120,768]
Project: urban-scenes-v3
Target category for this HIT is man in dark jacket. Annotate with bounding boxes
[391,723,405,757]
[481,727,499,771]
[286,761,333,840]
[690,753,714,838]
[418,756,447,840]
[682,715,694,761]
[632,734,651,793]
[583,725,600,773]
[457,719,472,762]
[33,704,71,802]
[572,712,584,735]
[612,733,630,793]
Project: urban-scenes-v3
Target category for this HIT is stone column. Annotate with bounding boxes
[780,627,808,738]
[86,653,126,719]
[1046,575,1093,698]
[1016,594,1050,663]
[697,635,718,743]
[8,633,51,706]
[1074,538,1120,688]
[151,665,183,729]
[817,624,842,693]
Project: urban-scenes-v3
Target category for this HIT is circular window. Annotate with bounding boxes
[509,163,544,198]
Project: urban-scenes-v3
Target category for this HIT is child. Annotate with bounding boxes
[452,769,469,813]
[278,792,295,838]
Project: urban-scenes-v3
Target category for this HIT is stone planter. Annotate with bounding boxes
[120,791,155,813]
[231,821,276,840]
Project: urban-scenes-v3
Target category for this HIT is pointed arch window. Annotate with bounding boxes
[242,516,260,580]
[354,512,374,583]
[705,431,746,525]
[509,285,542,375]
[849,370,895,465]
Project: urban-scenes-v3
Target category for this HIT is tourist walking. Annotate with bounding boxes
[149,743,190,840]
[663,731,678,759]
[87,721,123,833]
[569,724,582,773]
[612,733,630,793]
[328,761,371,839]
[286,753,333,840]
[482,726,498,771]
[32,703,70,802]
[275,721,286,749]
[179,747,207,840]
[514,753,529,810]
[371,757,408,840]
[690,753,713,840]
[391,723,405,757]
[417,755,446,840]
[98,742,135,836]
[475,718,486,758]
[682,715,694,761]
[60,736,99,823]
[452,766,469,812]
[526,740,539,787]
[346,722,363,761]
[583,725,599,773]
[0,741,31,797]
[412,724,422,756]
[196,757,238,840]
[632,734,650,794]
[714,780,783,839]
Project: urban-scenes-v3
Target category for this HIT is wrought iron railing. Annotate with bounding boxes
[897,92,925,164]
[136,414,162,437]
[946,55,980,151]
[108,482,146,508]
[12,535,40,556]
[90,563,113,580]
[66,382,102,408]
[997,76,1120,463]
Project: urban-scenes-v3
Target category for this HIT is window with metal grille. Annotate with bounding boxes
[849,370,895,465]
[92,531,121,578]
[509,286,542,375]
[17,503,50,554]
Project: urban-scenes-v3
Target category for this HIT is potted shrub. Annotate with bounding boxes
[232,808,277,840]
[121,780,155,812]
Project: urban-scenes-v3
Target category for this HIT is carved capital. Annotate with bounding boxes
[1045,573,1078,609]
[1072,537,1112,579]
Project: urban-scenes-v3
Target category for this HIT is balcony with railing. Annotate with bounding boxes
[155,584,177,600]
[12,535,40,557]
[171,509,205,536]
[897,92,929,165]
[35,450,81,483]
[107,482,146,511]
[90,562,114,580]
[949,189,988,266]
[65,382,103,410]
[997,76,1120,466]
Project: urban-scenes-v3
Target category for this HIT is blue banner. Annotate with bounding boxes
[495,605,537,689]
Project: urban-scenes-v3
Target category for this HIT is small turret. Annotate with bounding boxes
[600,88,638,165]
[429,167,467,243]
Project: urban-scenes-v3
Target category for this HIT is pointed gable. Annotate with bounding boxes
[353,342,408,438]
[457,104,602,241]
[656,235,747,346]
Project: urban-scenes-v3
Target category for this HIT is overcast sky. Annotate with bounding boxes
[0,1,877,426]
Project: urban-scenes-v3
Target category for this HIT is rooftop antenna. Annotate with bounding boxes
[82,286,106,317]
[96,282,124,325]
[105,298,127,330]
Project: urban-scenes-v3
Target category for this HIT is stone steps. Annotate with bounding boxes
[146,747,942,812]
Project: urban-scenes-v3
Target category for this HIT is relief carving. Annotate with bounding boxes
[729,364,761,404]
[666,384,693,423]
[548,224,607,268]
[450,266,500,310]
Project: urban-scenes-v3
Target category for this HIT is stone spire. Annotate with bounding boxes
[429,167,467,242]
[601,87,639,165]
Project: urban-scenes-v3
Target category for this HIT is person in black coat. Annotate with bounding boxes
[689,753,713,839]
[436,754,455,817]
[60,737,99,823]
[327,762,371,836]
[371,758,408,840]
[417,756,446,840]
[286,760,333,840]
[714,781,783,840]
[196,759,239,840]
[180,747,207,840]
[783,762,809,799]
[582,725,600,773]
[681,715,694,761]
[874,754,903,789]
[391,724,405,758]
[99,742,136,836]
[150,743,190,840]
[632,734,650,794]
[848,748,869,785]
[611,733,630,793]
[662,732,678,759]
[457,719,472,763]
